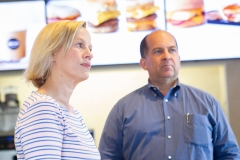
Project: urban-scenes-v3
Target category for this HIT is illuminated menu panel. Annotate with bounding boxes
[0,0,46,71]
[1,0,240,71]
[165,0,240,61]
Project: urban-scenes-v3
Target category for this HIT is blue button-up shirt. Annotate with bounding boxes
[99,80,240,160]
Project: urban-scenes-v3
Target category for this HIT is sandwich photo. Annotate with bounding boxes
[166,0,205,28]
[86,0,120,33]
[46,3,81,23]
[205,2,240,25]
[222,4,240,23]
[125,0,159,32]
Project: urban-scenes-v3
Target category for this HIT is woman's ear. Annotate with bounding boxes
[52,52,56,62]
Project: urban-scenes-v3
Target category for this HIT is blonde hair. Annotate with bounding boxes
[24,20,86,88]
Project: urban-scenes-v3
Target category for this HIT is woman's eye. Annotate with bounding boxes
[77,43,83,48]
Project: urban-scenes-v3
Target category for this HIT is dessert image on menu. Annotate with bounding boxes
[46,3,81,23]
[166,0,205,28]
[86,0,120,33]
[125,0,159,32]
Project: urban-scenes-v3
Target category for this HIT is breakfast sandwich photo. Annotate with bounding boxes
[86,0,121,33]
[125,0,160,32]
[205,0,240,25]
[46,0,81,24]
[166,0,205,28]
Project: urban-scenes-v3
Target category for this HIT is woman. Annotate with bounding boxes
[14,20,100,159]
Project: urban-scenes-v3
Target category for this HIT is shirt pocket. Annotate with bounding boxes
[184,114,213,146]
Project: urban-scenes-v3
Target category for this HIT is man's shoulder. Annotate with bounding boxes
[109,85,149,115]
[116,84,148,104]
[179,83,215,99]
[123,84,147,97]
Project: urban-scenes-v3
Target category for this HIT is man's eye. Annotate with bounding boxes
[169,48,176,53]
[153,49,162,54]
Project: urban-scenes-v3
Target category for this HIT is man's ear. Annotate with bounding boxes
[179,56,181,68]
[140,58,147,70]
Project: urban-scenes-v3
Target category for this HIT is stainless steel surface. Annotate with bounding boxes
[0,85,19,132]
[0,150,17,160]
[0,109,18,132]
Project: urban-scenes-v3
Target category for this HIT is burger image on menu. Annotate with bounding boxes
[125,0,159,32]
[46,4,81,23]
[166,0,205,28]
[86,0,120,33]
[222,3,240,23]
[206,1,240,25]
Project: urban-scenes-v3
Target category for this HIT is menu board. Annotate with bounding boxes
[0,0,165,71]
[0,0,240,71]
[0,0,46,71]
[165,0,240,61]
[45,0,166,66]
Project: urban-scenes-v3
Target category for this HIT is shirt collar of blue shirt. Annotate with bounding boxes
[147,79,180,99]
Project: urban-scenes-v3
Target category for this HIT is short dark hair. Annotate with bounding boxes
[140,31,178,58]
[140,35,148,58]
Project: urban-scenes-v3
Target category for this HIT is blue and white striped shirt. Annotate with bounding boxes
[15,91,100,160]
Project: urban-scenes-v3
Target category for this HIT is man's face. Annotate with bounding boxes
[140,30,181,84]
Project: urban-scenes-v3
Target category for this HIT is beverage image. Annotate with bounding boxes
[0,29,26,62]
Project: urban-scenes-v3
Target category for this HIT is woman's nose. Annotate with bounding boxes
[84,48,93,60]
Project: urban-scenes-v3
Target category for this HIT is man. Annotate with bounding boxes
[99,30,240,159]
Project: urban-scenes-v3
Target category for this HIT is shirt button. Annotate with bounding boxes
[168,156,172,159]
[168,135,171,139]
[154,88,156,90]
[165,99,168,102]
[167,116,170,120]
[154,94,157,97]
[174,93,177,97]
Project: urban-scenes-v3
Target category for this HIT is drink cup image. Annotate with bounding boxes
[0,28,26,62]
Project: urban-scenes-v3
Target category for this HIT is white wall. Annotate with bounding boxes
[0,62,228,147]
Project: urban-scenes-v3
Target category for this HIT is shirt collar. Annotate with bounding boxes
[147,79,180,98]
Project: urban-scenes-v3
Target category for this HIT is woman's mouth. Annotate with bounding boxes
[81,63,91,69]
